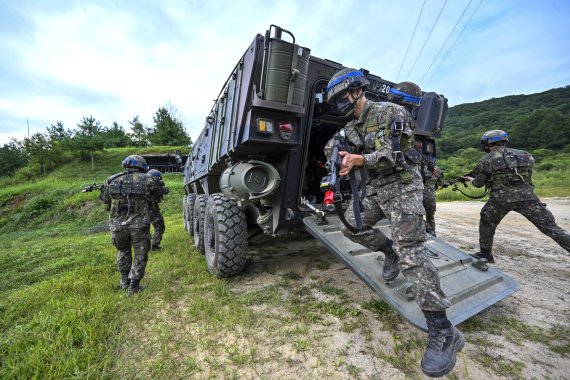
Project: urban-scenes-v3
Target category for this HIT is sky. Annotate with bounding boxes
[1,0,569,145]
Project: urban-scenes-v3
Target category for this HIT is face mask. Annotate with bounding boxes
[336,93,354,117]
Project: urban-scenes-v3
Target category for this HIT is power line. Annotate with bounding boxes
[396,0,427,82]
[424,0,485,87]
[418,0,473,86]
[405,0,448,79]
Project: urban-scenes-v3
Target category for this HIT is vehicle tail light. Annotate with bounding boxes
[279,121,292,140]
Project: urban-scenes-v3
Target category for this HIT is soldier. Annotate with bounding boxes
[462,130,570,262]
[415,141,444,236]
[100,155,161,296]
[147,169,170,250]
[324,71,463,378]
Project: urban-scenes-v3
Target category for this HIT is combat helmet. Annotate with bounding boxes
[389,81,422,107]
[480,130,508,146]
[121,155,149,171]
[325,68,370,106]
[148,169,162,178]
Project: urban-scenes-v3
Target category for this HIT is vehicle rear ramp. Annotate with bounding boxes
[304,214,519,331]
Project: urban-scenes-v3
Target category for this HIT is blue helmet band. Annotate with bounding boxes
[389,88,422,105]
[122,158,149,170]
[326,71,366,93]
[485,133,508,142]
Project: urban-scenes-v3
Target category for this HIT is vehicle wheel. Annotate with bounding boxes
[186,193,196,235]
[204,193,248,277]
[193,194,207,254]
[183,195,189,232]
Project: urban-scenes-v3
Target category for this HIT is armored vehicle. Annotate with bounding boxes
[182,25,518,330]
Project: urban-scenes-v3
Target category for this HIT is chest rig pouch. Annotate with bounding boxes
[109,172,146,214]
[490,150,531,187]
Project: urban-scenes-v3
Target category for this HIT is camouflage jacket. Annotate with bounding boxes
[421,163,444,193]
[100,170,161,230]
[324,100,423,201]
[148,175,170,212]
[471,146,538,202]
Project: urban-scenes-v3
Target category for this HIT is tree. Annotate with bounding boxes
[72,116,106,170]
[148,105,191,146]
[23,132,50,175]
[128,116,150,147]
[46,121,73,164]
[0,139,27,177]
[104,122,132,148]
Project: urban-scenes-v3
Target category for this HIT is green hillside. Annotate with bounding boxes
[439,85,570,155]
[434,85,570,199]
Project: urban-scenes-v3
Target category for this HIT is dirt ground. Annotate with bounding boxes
[233,198,570,379]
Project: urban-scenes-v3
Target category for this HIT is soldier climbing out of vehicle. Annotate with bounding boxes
[324,69,463,378]
[462,130,570,263]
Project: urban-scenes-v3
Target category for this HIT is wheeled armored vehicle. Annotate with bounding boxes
[182,25,518,330]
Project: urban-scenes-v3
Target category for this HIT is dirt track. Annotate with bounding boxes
[236,198,570,379]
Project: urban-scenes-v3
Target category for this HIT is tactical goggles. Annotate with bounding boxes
[389,88,422,106]
[122,158,149,170]
[484,133,508,142]
[326,71,366,104]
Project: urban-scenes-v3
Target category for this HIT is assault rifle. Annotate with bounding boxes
[440,177,469,189]
[440,171,490,199]
[81,183,104,193]
[319,129,364,233]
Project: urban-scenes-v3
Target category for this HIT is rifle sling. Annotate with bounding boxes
[333,169,364,234]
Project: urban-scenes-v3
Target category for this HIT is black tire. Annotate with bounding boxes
[182,195,189,232]
[204,193,248,277]
[186,193,196,235]
[193,194,207,254]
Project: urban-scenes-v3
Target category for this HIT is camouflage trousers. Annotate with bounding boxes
[112,225,151,281]
[342,188,450,311]
[423,188,437,234]
[150,211,165,247]
[480,199,570,253]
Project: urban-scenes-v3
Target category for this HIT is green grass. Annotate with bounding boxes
[1,146,569,378]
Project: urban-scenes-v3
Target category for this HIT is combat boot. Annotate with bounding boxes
[380,239,400,281]
[471,249,495,263]
[119,273,130,289]
[127,279,145,297]
[426,228,436,237]
[421,310,465,378]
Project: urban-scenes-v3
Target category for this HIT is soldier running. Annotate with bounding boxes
[324,70,463,378]
[100,155,161,296]
[462,130,570,262]
[147,169,170,250]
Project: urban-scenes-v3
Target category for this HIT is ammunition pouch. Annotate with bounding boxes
[403,147,422,165]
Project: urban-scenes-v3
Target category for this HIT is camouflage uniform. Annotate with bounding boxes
[325,100,450,311]
[471,146,570,253]
[420,163,443,235]
[148,174,170,248]
[100,170,160,283]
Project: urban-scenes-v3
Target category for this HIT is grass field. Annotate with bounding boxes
[1,147,568,378]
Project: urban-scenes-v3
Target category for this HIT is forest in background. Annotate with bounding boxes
[431,85,570,186]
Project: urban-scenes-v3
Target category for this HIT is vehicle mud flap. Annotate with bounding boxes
[303,214,519,331]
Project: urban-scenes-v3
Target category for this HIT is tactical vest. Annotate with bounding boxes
[345,102,420,180]
[107,171,149,218]
[488,148,533,190]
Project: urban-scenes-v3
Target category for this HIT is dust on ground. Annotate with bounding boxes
[229,198,570,379]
